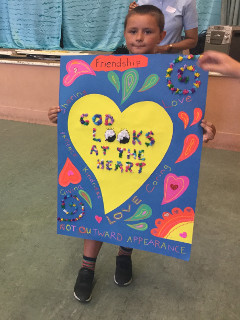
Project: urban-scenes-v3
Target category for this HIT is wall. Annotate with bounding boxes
[0,62,239,151]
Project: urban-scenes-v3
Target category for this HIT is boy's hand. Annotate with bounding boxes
[129,1,138,11]
[48,106,61,124]
[200,119,216,143]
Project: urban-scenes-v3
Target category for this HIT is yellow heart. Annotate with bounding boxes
[68,94,173,214]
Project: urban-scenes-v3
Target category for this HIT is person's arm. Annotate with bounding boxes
[48,106,61,124]
[155,27,198,54]
[198,51,240,78]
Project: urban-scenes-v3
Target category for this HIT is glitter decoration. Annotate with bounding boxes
[127,149,137,160]
[115,161,124,173]
[145,131,155,147]
[166,55,201,95]
[93,128,101,142]
[138,150,145,161]
[105,114,114,126]
[92,114,102,126]
[58,194,85,222]
[90,145,98,155]
[125,162,133,172]
[97,159,104,169]
[136,162,146,173]
[101,146,109,155]
[121,69,139,104]
[80,113,89,125]
[108,71,120,93]
[177,64,195,83]
[117,148,126,158]
[78,190,92,208]
[125,204,152,221]
[138,74,160,92]
[132,130,142,145]
[106,160,113,170]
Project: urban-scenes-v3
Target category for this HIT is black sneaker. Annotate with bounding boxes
[74,268,94,302]
[114,255,133,286]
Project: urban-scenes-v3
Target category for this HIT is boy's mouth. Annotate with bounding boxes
[133,45,145,48]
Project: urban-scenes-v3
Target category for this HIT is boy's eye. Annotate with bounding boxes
[145,30,152,34]
[129,30,137,34]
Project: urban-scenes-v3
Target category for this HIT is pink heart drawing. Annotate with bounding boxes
[179,232,187,238]
[63,60,96,87]
[162,173,189,204]
[95,216,102,223]
[68,170,74,176]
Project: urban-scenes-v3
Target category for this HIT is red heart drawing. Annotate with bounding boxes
[58,158,82,187]
[95,216,102,223]
[162,173,189,204]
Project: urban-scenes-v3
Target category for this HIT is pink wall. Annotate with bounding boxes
[0,62,239,151]
[0,63,59,126]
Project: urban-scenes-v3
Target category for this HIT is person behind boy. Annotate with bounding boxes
[129,0,198,53]
[48,5,216,303]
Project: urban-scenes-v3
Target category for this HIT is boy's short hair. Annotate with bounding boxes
[124,5,165,33]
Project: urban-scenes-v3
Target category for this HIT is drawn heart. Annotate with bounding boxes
[95,215,102,223]
[59,158,82,187]
[68,94,173,214]
[63,60,96,87]
[162,173,189,204]
[180,232,187,238]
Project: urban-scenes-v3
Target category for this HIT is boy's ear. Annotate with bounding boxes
[159,31,166,43]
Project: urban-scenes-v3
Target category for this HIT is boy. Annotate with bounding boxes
[48,5,216,303]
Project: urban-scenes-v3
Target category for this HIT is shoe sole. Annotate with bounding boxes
[114,275,133,287]
[73,291,92,303]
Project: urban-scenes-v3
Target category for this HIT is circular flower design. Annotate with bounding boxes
[58,194,85,222]
[166,55,201,95]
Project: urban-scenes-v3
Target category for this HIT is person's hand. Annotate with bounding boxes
[129,1,138,11]
[200,119,216,143]
[48,106,61,124]
[198,51,240,78]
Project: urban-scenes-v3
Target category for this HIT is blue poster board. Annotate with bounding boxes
[58,54,208,261]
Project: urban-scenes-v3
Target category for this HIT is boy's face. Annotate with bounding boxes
[124,14,166,54]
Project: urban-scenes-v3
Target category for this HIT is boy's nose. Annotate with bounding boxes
[136,31,144,41]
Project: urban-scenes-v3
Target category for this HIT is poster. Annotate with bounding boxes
[58,54,208,261]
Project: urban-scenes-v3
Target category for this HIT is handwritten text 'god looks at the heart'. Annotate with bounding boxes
[80,112,155,174]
